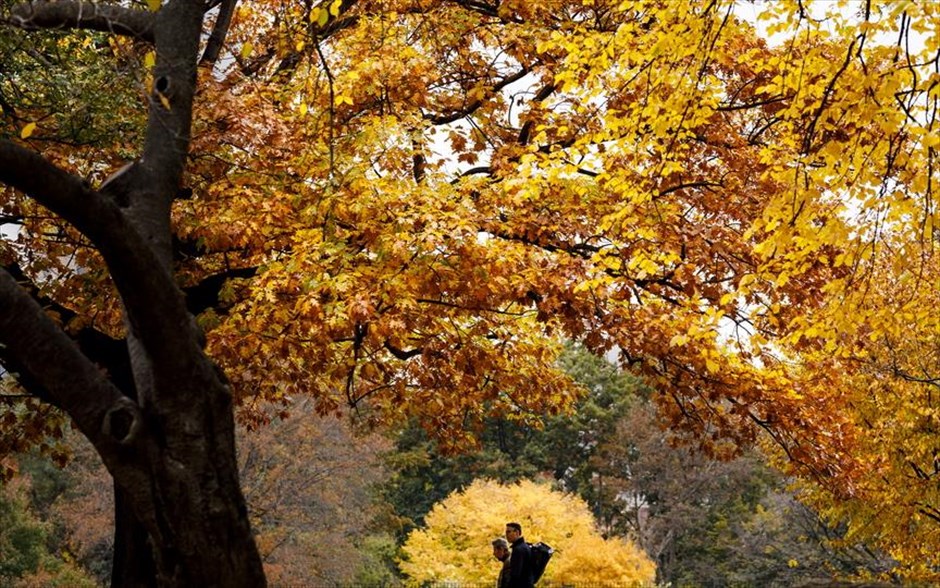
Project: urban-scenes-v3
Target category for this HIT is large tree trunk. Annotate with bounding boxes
[0,1,267,585]
[0,264,267,586]
[107,384,264,587]
[120,380,264,586]
[112,485,156,588]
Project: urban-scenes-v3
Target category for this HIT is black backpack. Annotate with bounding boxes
[528,541,553,583]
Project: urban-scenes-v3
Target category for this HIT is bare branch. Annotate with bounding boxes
[659,181,723,197]
[518,82,556,145]
[7,1,155,43]
[801,35,858,155]
[715,95,786,112]
[447,0,524,24]
[425,67,531,125]
[450,165,492,183]
[384,341,423,360]
[416,297,530,316]
[253,0,360,77]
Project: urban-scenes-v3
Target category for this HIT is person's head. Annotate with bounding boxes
[505,522,522,543]
[492,537,510,561]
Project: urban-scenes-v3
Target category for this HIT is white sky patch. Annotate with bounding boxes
[0,221,19,241]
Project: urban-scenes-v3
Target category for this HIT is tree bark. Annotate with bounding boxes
[112,484,157,588]
[1,1,266,585]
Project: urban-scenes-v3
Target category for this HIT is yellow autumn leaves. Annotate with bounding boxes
[400,479,656,586]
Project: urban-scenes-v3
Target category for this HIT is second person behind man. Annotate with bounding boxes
[492,537,511,588]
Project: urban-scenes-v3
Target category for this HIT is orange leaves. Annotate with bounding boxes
[207,211,584,440]
[0,394,69,482]
[770,257,940,578]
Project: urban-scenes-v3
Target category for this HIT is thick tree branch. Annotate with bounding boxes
[141,0,203,203]
[0,266,165,549]
[384,341,422,360]
[183,265,257,315]
[0,350,57,408]
[1,261,135,394]
[449,0,498,18]
[0,267,132,445]
[7,1,156,43]
[450,165,492,183]
[0,141,200,379]
[447,0,524,24]
[200,0,237,65]
[0,140,133,244]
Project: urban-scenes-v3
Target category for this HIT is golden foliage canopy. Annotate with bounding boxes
[4,0,940,577]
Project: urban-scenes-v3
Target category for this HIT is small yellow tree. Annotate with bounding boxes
[400,479,655,586]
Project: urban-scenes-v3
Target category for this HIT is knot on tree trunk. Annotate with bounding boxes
[102,397,143,445]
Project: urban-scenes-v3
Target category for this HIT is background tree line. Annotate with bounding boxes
[2,346,891,586]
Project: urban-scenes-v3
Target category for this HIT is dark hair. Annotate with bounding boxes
[492,537,510,549]
[506,522,522,533]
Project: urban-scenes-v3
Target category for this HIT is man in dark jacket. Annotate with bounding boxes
[505,522,534,588]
